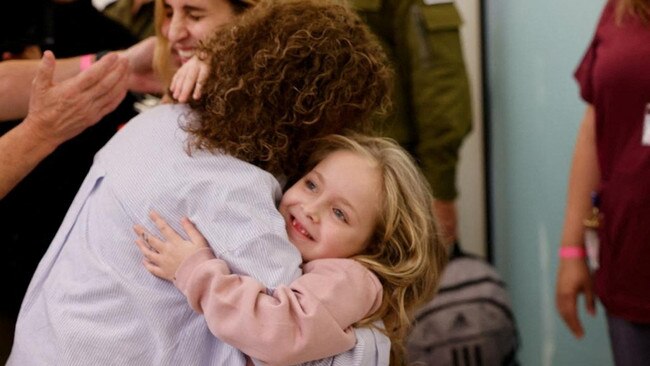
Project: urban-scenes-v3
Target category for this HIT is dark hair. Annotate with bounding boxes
[186,0,392,179]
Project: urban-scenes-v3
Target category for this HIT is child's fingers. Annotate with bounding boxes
[149,211,183,242]
[177,67,198,103]
[181,217,208,247]
[135,237,159,264]
[170,71,179,97]
[133,224,163,253]
[142,258,167,280]
[172,69,188,101]
[193,64,209,100]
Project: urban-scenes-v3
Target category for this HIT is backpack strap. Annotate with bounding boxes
[450,240,465,259]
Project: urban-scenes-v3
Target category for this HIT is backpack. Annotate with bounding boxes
[406,243,520,366]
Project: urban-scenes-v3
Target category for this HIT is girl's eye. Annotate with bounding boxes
[305,179,317,191]
[164,6,173,18]
[333,208,348,223]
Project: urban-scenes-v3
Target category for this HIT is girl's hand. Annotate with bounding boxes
[133,211,209,281]
[170,55,209,103]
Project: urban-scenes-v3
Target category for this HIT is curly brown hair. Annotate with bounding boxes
[185,0,392,179]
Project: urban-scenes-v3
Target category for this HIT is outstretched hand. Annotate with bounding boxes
[24,50,129,148]
[170,55,210,103]
[556,257,596,338]
[134,211,209,281]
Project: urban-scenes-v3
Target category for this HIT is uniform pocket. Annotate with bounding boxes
[419,3,462,31]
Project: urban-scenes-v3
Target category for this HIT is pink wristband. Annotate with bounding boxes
[79,54,93,71]
[559,246,586,259]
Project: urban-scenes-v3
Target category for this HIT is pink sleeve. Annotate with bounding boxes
[174,250,383,366]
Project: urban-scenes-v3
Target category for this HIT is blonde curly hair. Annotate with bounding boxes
[185,0,392,179]
[307,133,448,366]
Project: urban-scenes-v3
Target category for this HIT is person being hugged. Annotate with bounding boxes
[8,1,394,365]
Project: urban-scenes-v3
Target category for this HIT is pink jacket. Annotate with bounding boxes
[174,248,383,366]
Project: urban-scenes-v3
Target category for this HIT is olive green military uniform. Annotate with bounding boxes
[349,0,472,200]
[103,0,155,40]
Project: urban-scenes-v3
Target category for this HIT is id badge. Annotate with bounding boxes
[641,103,650,146]
[583,192,601,271]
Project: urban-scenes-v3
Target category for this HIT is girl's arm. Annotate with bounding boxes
[134,212,383,366]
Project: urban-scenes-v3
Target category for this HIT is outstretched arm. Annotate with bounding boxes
[0,51,129,199]
[0,54,88,121]
[134,212,383,366]
[0,37,161,122]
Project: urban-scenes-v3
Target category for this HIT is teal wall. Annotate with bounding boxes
[485,0,613,365]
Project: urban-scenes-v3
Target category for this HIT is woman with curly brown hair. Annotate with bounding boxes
[7,1,393,365]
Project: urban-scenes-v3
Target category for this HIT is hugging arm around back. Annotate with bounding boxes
[174,248,383,366]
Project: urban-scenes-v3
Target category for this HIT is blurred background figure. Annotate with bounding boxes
[556,1,650,365]
[349,0,472,247]
[0,1,142,362]
[93,0,155,40]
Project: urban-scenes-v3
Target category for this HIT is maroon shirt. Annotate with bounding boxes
[575,0,650,322]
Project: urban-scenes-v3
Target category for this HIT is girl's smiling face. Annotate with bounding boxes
[279,150,382,262]
[161,0,235,65]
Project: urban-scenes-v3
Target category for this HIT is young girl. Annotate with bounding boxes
[134,133,448,366]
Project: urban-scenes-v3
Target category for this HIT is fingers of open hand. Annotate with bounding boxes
[135,236,159,263]
[171,57,204,102]
[133,225,174,281]
[134,225,163,253]
[149,211,184,243]
[180,217,208,248]
[172,66,193,103]
[170,68,181,98]
[176,74,193,103]
[53,57,128,127]
[95,71,129,119]
[556,262,589,337]
[76,53,120,91]
[193,63,209,100]
[32,51,56,93]
[557,287,583,338]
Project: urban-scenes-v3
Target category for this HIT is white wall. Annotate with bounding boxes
[485,0,613,364]
[455,0,486,256]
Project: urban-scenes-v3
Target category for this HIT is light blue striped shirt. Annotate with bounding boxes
[8,104,389,366]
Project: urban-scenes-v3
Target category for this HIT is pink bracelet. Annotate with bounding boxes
[79,54,93,71]
[559,246,586,259]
